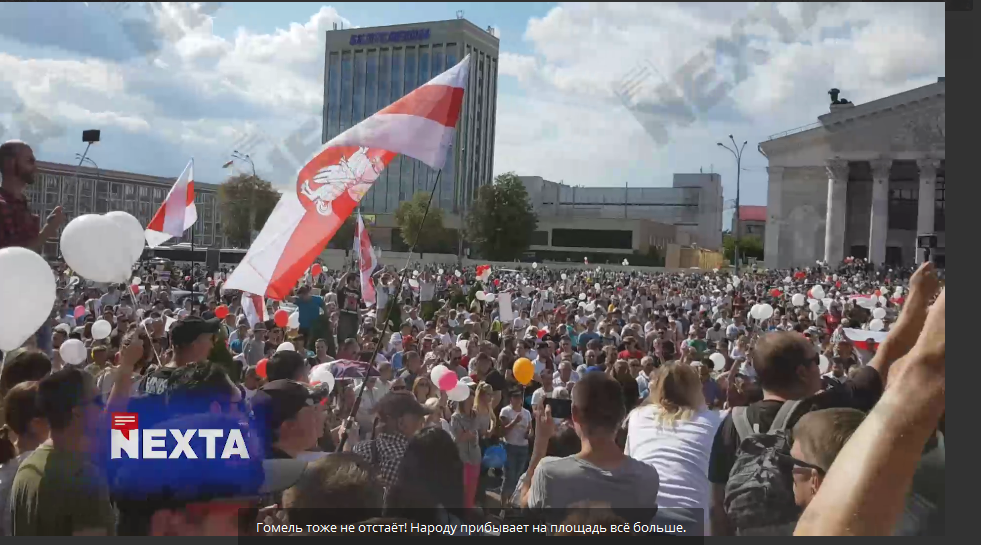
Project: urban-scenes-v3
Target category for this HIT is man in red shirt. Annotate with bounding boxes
[618,335,645,361]
[0,141,63,251]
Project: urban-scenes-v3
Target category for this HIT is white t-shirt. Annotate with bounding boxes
[513,317,530,331]
[500,405,531,446]
[624,404,722,534]
[531,387,552,408]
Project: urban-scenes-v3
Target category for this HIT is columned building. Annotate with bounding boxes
[759,79,945,269]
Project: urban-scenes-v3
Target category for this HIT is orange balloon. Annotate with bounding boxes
[513,358,535,385]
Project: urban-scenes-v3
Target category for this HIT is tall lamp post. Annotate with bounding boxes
[223,150,257,245]
[718,135,747,274]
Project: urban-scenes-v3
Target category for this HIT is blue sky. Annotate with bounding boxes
[0,2,945,229]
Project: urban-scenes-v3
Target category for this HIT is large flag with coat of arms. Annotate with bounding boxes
[224,56,470,300]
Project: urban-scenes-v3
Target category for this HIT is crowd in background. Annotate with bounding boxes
[0,248,945,536]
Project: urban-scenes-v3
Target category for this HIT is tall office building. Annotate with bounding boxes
[322,18,499,217]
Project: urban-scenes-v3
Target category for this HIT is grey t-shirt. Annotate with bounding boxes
[527,455,660,521]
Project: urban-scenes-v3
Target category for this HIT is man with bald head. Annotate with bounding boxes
[0,140,64,251]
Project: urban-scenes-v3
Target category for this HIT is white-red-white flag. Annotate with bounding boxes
[224,56,470,300]
[145,159,196,247]
[355,211,377,305]
[241,292,268,328]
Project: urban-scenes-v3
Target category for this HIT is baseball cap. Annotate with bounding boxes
[112,413,308,512]
[170,317,221,347]
[250,380,329,437]
[375,391,432,420]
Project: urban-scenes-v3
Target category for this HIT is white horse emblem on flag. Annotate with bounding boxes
[299,147,384,216]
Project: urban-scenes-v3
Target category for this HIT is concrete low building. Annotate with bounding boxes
[760,79,944,269]
[519,173,724,250]
[733,205,767,241]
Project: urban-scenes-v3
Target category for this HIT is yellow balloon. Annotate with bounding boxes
[513,358,535,385]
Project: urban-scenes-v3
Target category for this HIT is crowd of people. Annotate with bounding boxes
[0,138,945,536]
[0,251,945,536]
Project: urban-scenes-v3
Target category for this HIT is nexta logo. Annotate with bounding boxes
[110,413,250,460]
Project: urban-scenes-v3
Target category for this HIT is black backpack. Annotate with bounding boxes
[723,400,804,536]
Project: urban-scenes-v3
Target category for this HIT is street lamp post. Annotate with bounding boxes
[74,154,101,210]
[224,151,257,245]
[718,135,747,274]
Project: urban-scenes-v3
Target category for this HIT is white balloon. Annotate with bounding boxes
[820,355,831,372]
[594,283,601,291]
[792,293,806,307]
[784,276,792,284]
[894,286,904,296]
[872,307,887,320]
[709,352,727,369]
[430,364,450,384]
[532,262,538,269]
[809,301,821,313]
[276,342,295,352]
[579,293,587,301]
[459,376,475,385]
[105,211,145,264]
[878,296,888,306]
[585,303,596,312]
[454,270,462,278]
[475,291,486,301]
[757,304,774,321]
[91,319,113,340]
[484,293,496,303]
[131,276,142,286]
[733,278,741,288]
[59,339,87,365]
[61,215,131,283]
[869,319,885,332]
[0,247,57,351]
[447,381,471,402]
[309,364,335,394]
[749,304,761,320]
[408,279,420,289]
[726,284,733,292]
[623,259,630,266]
[561,273,568,280]
[413,270,420,277]
[288,311,300,329]
[438,268,445,275]
[822,298,834,309]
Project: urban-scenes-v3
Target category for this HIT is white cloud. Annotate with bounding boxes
[493,1,945,212]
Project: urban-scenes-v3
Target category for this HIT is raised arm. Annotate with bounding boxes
[868,262,940,384]
[795,289,944,536]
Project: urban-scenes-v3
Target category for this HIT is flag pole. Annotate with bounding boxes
[337,169,442,452]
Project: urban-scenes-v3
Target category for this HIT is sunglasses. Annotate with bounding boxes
[741,440,826,477]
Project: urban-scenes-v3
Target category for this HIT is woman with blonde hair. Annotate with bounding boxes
[624,363,723,534]
[412,375,438,404]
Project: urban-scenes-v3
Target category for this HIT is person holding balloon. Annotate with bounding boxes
[449,382,486,509]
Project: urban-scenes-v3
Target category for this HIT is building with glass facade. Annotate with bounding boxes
[322,18,499,219]
[30,161,224,257]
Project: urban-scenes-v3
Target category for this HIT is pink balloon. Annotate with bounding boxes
[73,305,86,319]
[437,370,459,392]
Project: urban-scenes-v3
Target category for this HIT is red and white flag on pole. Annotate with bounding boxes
[355,211,377,305]
[145,159,196,247]
[241,292,268,328]
[224,56,470,300]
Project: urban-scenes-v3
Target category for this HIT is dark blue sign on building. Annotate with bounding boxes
[349,28,431,46]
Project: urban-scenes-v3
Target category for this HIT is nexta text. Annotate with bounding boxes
[110,413,250,460]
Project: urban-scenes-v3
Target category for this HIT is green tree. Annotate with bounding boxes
[394,192,449,252]
[723,233,764,262]
[218,174,280,248]
[466,172,538,261]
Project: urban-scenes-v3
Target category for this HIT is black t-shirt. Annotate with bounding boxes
[138,365,178,397]
[483,369,508,411]
[708,365,884,484]
[337,286,361,315]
